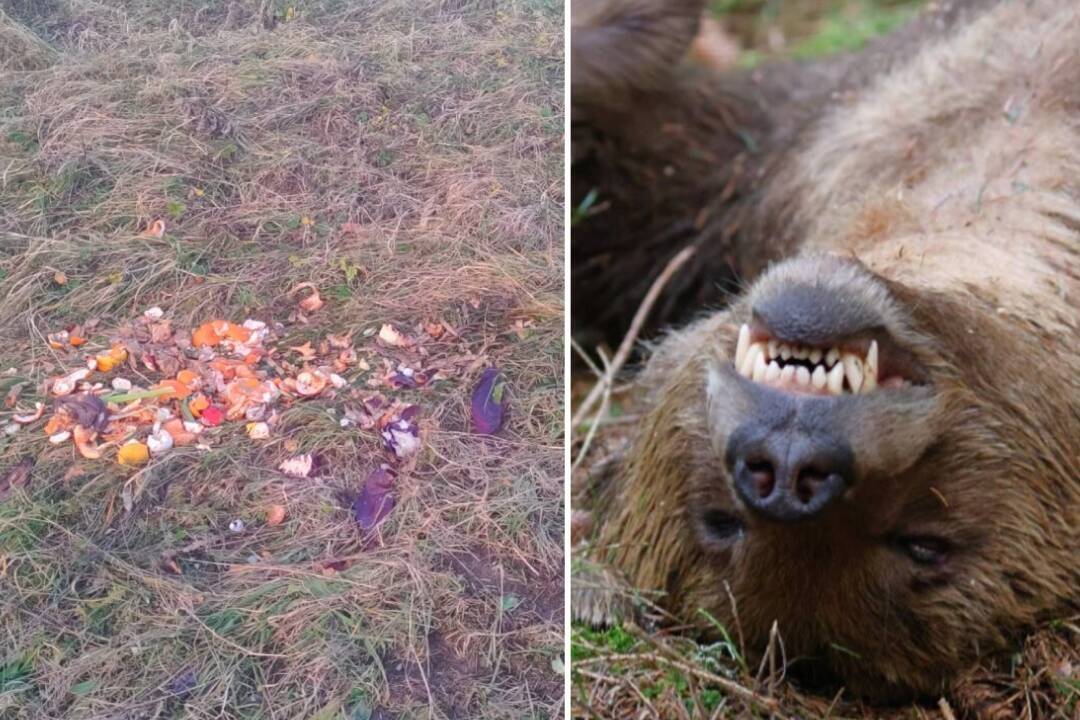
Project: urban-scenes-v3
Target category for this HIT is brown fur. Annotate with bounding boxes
[574,0,1080,703]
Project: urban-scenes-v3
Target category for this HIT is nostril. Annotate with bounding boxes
[727,422,853,522]
[795,467,827,505]
[746,459,775,499]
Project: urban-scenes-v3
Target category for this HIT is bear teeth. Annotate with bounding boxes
[733,323,880,395]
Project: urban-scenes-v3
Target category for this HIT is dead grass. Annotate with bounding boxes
[0,1,563,717]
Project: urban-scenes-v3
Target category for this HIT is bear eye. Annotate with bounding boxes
[895,535,951,566]
[696,509,745,548]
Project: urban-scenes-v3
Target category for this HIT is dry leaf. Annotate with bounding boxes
[4,382,24,408]
[246,421,270,439]
[289,342,317,360]
[0,456,35,501]
[278,453,314,478]
[266,504,286,526]
[378,323,413,348]
[326,333,352,349]
[290,282,324,312]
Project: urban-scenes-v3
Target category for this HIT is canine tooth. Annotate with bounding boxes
[811,365,827,389]
[740,343,761,378]
[809,348,822,365]
[765,360,781,383]
[843,354,864,393]
[735,324,751,369]
[796,366,811,386]
[780,344,792,360]
[780,365,796,384]
[864,340,880,392]
[752,350,768,382]
[767,340,778,360]
[827,363,844,395]
[826,347,840,367]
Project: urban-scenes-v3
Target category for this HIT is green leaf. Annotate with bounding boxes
[499,593,521,612]
[71,679,99,696]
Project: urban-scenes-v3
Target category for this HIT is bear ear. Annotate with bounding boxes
[571,0,704,108]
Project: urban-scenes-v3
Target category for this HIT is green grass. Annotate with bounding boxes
[709,0,924,66]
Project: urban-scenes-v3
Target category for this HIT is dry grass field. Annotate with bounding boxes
[0,1,564,718]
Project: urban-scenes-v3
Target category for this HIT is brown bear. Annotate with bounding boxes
[572,0,1080,704]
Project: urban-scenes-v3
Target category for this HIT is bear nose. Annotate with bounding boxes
[727,422,853,522]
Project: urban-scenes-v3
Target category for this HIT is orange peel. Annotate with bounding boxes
[117,440,150,466]
[192,322,223,347]
[188,393,210,417]
[156,379,192,400]
[94,345,128,372]
[73,426,102,459]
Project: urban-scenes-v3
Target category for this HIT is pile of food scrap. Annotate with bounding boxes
[3,297,511,529]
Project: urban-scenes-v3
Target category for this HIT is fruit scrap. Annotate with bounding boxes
[379,405,421,459]
[156,379,192,400]
[200,405,225,427]
[188,393,210,417]
[470,368,509,435]
[353,465,396,530]
[192,320,251,348]
[12,402,45,424]
[139,219,166,238]
[147,428,174,455]
[163,418,199,446]
[50,368,91,396]
[290,370,328,397]
[117,440,150,466]
[224,378,279,420]
[73,425,102,459]
[93,345,129,372]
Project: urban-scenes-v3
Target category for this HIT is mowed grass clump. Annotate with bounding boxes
[0,1,563,718]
